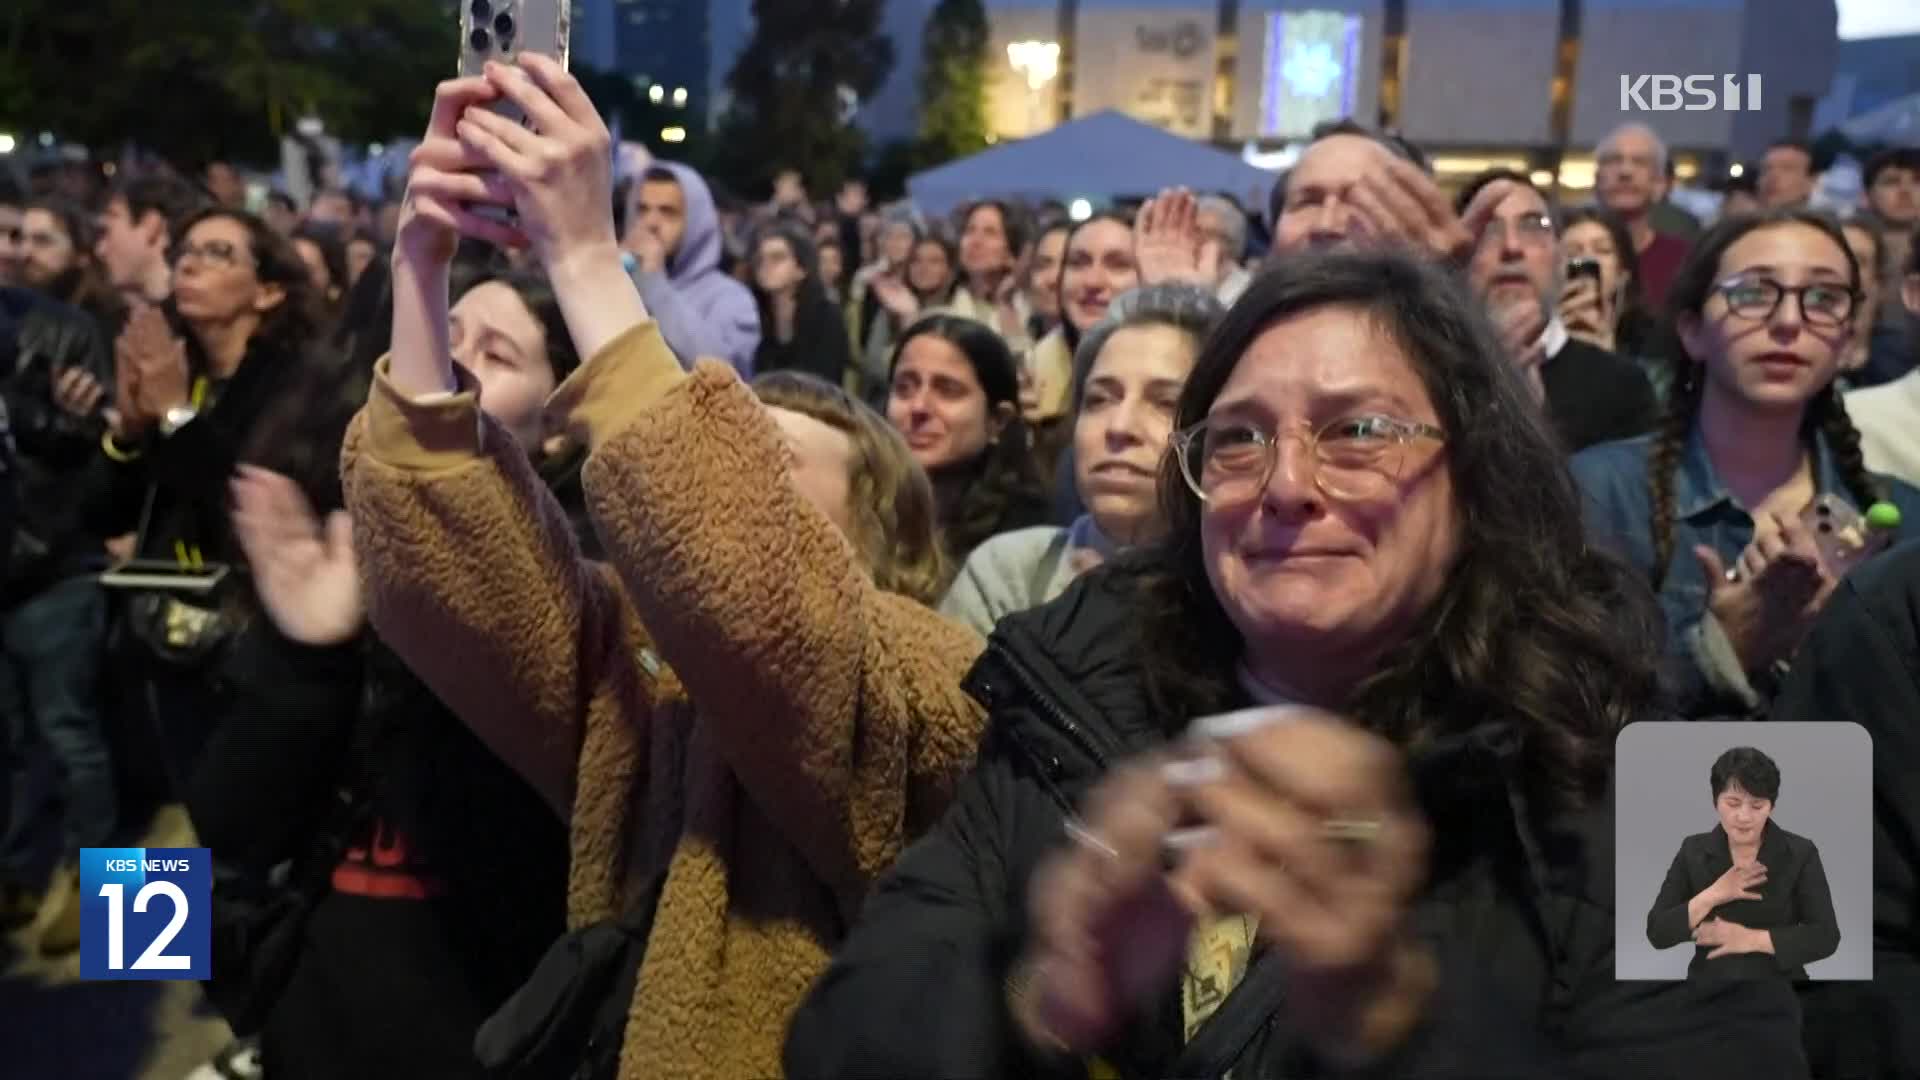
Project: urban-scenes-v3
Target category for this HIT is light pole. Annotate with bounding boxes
[1006,40,1061,137]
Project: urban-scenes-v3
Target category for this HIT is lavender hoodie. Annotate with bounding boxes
[628,160,761,375]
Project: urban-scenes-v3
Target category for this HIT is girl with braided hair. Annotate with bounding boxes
[1571,208,1920,718]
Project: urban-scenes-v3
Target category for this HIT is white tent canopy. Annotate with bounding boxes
[907,110,1279,218]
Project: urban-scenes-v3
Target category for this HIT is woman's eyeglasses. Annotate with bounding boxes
[1714,276,1857,329]
[170,240,252,269]
[1170,414,1447,504]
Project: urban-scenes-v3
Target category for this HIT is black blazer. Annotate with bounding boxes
[1541,337,1659,452]
[1646,819,1841,979]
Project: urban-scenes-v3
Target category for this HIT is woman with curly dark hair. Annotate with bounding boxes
[787,250,1809,1078]
[884,313,1051,570]
[1571,208,1920,719]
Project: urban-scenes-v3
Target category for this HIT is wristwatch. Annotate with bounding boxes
[159,405,198,437]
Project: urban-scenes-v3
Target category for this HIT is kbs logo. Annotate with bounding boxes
[1620,75,1763,112]
[79,847,210,980]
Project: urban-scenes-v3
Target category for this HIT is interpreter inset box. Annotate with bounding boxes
[1615,721,1871,981]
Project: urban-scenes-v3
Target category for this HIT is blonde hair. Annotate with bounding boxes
[751,371,950,606]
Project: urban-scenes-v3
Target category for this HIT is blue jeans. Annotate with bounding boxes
[0,576,113,876]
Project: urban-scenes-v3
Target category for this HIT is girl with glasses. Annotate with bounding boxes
[1572,209,1920,718]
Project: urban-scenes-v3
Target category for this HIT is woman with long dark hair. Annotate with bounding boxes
[1571,208,1920,719]
[885,313,1051,569]
[787,250,1809,1077]
[940,283,1224,635]
[749,222,852,385]
[1025,212,1139,478]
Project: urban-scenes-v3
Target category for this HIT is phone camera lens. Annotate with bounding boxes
[494,12,515,38]
[1818,521,1834,534]
[469,27,491,52]
[470,0,492,17]
[1816,504,1832,517]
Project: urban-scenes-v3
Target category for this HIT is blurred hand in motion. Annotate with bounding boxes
[870,273,920,323]
[1695,511,1833,675]
[1135,188,1220,288]
[51,366,105,420]
[1170,706,1435,1064]
[394,75,511,271]
[230,465,364,646]
[1692,917,1770,959]
[1011,758,1194,1054]
[459,54,619,275]
[119,305,190,436]
[1351,158,1516,266]
[104,533,136,563]
[1490,294,1549,405]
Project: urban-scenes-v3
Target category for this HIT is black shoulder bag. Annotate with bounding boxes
[472,865,668,1080]
[203,696,383,1037]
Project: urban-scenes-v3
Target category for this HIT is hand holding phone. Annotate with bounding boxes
[458,0,571,228]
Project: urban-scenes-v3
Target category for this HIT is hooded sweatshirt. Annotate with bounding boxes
[627,161,761,375]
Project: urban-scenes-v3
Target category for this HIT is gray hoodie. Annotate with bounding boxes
[628,160,761,375]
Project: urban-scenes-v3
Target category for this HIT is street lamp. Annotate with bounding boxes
[1006,40,1060,136]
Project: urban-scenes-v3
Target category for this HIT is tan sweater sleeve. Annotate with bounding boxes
[553,322,986,908]
[341,357,646,819]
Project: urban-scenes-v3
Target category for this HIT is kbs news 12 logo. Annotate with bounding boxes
[79,847,211,980]
[1620,74,1764,112]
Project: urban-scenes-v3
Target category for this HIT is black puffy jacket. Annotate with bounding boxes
[1775,540,1920,1079]
[784,565,1812,1079]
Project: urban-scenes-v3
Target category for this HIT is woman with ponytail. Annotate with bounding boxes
[1571,208,1920,718]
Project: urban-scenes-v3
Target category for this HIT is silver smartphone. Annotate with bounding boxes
[460,0,572,107]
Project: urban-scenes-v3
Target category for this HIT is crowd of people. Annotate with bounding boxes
[1,51,1918,1080]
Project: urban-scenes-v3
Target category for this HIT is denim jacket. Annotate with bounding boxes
[1570,429,1920,717]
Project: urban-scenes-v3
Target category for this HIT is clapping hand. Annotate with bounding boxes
[230,466,365,647]
[117,305,190,438]
[1012,707,1435,1064]
[1134,188,1220,288]
[1695,512,1834,674]
[1490,294,1549,405]
[870,273,920,322]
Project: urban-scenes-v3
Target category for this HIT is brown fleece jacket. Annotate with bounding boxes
[341,321,988,1079]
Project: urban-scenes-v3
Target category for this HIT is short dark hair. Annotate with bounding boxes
[1863,147,1920,192]
[642,166,680,187]
[1269,121,1428,227]
[1766,138,1818,170]
[1453,167,1543,217]
[267,190,297,214]
[1710,746,1781,804]
[116,175,206,239]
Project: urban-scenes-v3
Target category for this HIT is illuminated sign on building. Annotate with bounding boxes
[1261,10,1363,138]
